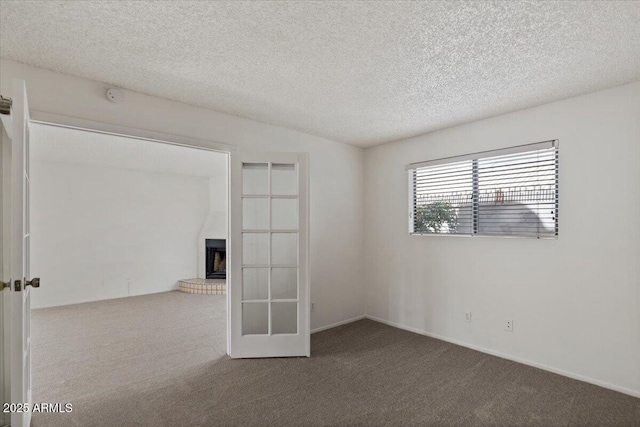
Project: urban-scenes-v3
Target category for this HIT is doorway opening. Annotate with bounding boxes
[27,122,231,416]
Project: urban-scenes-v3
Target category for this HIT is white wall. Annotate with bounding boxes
[30,159,211,308]
[0,59,365,330]
[364,82,640,396]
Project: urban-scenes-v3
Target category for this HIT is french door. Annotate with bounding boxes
[229,152,309,358]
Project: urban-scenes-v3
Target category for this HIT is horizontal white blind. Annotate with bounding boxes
[410,141,558,238]
[412,159,473,235]
[406,140,556,170]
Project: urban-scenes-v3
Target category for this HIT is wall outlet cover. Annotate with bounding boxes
[505,320,513,332]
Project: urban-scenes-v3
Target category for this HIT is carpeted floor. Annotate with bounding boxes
[31,291,640,426]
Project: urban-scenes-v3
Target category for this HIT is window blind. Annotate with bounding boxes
[408,140,558,238]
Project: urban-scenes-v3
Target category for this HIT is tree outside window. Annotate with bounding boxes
[413,201,459,233]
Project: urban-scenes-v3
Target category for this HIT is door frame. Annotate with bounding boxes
[0,115,11,427]
[28,110,239,354]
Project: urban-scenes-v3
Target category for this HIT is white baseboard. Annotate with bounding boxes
[311,315,366,334]
[364,315,640,399]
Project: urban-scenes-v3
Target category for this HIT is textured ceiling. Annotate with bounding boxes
[2,1,639,147]
[30,123,227,178]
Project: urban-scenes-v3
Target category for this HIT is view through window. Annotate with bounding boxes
[409,141,558,238]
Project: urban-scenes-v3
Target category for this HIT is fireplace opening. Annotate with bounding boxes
[206,239,226,280]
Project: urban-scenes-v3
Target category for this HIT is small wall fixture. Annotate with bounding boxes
[106,88,123,103]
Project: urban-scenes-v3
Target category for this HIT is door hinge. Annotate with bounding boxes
[14,279,21,291]
[0,95,11,115]
[0,279,10,290]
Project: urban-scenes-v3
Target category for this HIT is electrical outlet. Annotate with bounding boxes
[311,302,316,312]
[505,320,513,332]
[464,312,472,323]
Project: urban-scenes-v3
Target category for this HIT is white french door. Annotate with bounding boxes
[229,152,309,358]
[8,80,35,427]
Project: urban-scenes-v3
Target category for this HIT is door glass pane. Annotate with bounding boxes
[243,233,269,265]
[242,303,268,335]
[271,268,297,299]
[243,198,269,230]
[243,163,268,195]
[271,198,298,230]
[271,233,297,265]
[243,268,269,300]
[271,163,297,195]
[272,302,297,334]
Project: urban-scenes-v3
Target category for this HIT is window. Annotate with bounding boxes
[408,140,558,238]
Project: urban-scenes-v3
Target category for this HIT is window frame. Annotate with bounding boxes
[408,140,559,239]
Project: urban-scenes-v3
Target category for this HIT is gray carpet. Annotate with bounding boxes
[31,291,640,426]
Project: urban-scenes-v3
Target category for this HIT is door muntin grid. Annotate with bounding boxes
[241,162,299,336]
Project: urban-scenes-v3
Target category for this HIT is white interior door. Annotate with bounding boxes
[229,152,309,358]
[9,80,35,427]
[0,96,12,427]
